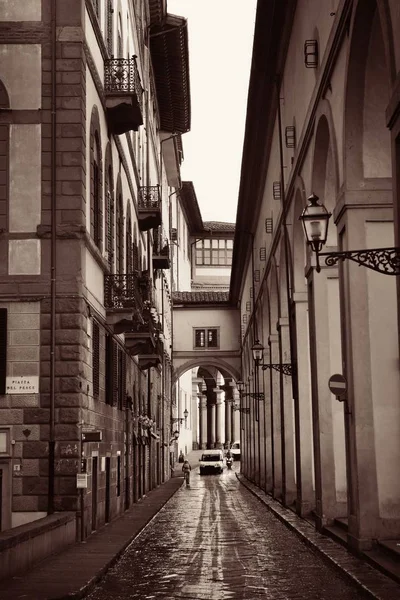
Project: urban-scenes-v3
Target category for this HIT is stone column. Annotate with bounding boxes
[215,388,223,448]
[224,386,233,446]
[269,334,282,499]
[278,316,296,507]
[294,292,314,516]
[199,395,207,450]
[210,403,216,448]
[231,388,239,443]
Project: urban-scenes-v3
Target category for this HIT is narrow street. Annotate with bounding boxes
[86,458,370,600]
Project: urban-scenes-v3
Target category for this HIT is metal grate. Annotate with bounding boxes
[104,272,143,312]
[304,40,318,68]
[104,56,143,111]
[246,301,251,312]
[285,126,296,148]
[138,185,161,209]
[265,218,273,234]
[242,314,247,324]
[92,320,100,398]
[254,270,260,282]
[273,181,281,200]
[260,247,266,261]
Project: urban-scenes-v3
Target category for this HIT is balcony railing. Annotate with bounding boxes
[138,186,161,210]
[104,56,143,112]
[104,272,143,312]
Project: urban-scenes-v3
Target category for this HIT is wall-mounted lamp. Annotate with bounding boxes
[300,193,400,275]
[169,430,180,444]
[252,340,293,377]
[236,378,264,401]
[171,409,188,426]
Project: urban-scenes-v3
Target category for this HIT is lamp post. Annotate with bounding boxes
[251,339,294,376]
[299,193,400,275]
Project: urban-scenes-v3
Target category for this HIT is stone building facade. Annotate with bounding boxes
[0,0,190,538]
[232,0,400,552]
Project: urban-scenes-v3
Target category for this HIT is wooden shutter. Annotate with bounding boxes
[0,308,7,394]
[105,333,113,405]
[92,320,100,398]
[112,341,118,406]
[121,351,126,409]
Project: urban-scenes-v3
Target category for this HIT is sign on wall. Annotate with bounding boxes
[6,376,39,394]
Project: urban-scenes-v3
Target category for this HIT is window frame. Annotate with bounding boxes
[193,327,220,350]
[195,238,233,266]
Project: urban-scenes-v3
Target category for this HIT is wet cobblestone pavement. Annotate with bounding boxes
[86,464,371,600]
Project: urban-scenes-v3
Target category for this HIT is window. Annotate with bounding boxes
[195,239,233,266]
[90,107,103,250]
[194,328,219,349]
[105,335,126,408]
[92,320,100,398]
[117,454,121,496]
[106,0,113,56]
[0,308,6,394]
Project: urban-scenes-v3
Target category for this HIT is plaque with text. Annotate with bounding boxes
[6,376,39,394]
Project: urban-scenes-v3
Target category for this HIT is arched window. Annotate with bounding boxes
[126,206,133,274]
[106,0,114,56]
[117,12,123,57]
[116,192,124,274]
[133,223,139,271]
[0,80,10,233]
[90,107,103,250]
[105,144,114,271]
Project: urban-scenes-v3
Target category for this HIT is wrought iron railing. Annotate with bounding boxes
[138,186,161,210]
[104,56,143,111]
[153,228,169,256]
[104,272,143,311]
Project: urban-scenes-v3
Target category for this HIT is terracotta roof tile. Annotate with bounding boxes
[172,291,230,304]
[203,221,235,232]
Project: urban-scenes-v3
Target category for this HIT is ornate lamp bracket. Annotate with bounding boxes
[261,363,293,376]
[320,247,400,275]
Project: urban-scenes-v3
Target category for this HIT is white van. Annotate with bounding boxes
[231,441,241,460]
[199,450,224,474]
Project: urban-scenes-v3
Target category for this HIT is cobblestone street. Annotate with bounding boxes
[86,461,370,600]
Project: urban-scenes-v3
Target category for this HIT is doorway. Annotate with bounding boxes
[105,456,111,523]
[91,456,98,531]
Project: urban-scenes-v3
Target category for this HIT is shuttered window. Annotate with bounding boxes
[105,336,126,409]
[92,320,100,398]
[105,333,113,405]
[0,308,7,395]
[194,327,219,349]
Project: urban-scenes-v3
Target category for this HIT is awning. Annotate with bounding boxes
[150,14,191,133]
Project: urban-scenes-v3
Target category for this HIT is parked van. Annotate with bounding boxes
[199,450,224,474]
[231,441,241,460]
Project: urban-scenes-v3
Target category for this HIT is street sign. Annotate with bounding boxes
[82,431,102,443]
[76,473,88,489]
[328,373,347,398]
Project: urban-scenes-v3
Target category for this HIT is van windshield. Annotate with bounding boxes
[201,454,221,462]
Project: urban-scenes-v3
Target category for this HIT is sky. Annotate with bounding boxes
[168,0,257,223]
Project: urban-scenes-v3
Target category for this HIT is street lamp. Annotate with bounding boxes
[252,339,293,376]
[236,370,264,400]
[300,193,400,275]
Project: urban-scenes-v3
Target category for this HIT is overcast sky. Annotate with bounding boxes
[168,0,257,223]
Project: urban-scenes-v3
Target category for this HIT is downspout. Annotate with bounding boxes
[276,74,299,503]
[48,0,57,515]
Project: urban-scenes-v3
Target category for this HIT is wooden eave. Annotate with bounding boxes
[229,0,297,306]
[149,0,167,26]
[150,13,191,133]
[179,181,203,234]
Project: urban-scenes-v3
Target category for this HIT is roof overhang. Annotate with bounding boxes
[161,132,182,188]
[229,0,296,305]
[150,14,191,133]
[179,181,203,234]
[149,0,167,26]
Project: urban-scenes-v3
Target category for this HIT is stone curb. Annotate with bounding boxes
[60,480,184,600]
[236,473,400,600]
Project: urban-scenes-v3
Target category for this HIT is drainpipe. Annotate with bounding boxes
[48,0,57,516]
[276,74,299,503]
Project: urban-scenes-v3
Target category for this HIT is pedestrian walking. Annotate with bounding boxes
[182,458,191,487]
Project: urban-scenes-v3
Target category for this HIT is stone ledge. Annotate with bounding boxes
[0,512,75,552]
